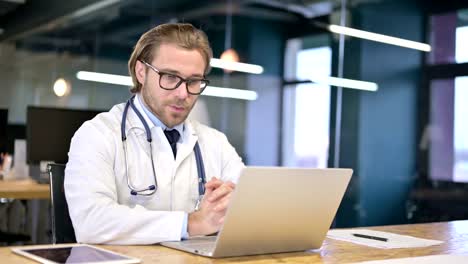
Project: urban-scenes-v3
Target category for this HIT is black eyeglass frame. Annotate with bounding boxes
[140,60,209,95]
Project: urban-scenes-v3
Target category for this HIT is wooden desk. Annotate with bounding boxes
[0,179,50,199]
[2,220,468,263]
[0,179,50,244]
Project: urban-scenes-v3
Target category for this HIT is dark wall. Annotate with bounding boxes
[245,18,286,166]
[335,0,423,227]
[246,18,285,76]
[204,16,286,165]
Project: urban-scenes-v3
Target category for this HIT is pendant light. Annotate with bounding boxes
[220,0,239,71]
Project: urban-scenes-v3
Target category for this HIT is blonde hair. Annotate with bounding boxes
[128,23,213,93]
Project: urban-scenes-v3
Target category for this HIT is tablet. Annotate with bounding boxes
[11,244,140,264]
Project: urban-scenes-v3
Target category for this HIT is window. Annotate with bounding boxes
[282,37,331,168]
[427,10,468,183]
[456,26,468,63]
[429,8,468,64]
[454,76,468,182]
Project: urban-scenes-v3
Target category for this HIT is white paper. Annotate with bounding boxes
[327,229,443,249]
[350,254,468,264]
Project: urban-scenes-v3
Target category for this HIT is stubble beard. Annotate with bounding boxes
[141,88,196,128]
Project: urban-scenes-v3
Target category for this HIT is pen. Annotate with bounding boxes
[352,233,388,242]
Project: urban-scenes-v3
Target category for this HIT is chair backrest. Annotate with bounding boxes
[48,163,76,244]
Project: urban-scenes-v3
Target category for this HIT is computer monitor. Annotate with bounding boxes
[26,106,104,164]
[5,124,26,154]
[0,108,8,153]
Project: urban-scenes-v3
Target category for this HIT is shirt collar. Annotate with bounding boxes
[135,93,184,135]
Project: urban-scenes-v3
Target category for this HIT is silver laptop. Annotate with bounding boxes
[161,166,352,258]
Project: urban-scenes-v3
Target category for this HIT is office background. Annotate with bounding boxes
[1,0,468,242]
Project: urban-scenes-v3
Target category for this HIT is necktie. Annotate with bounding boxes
[164,129,180,159]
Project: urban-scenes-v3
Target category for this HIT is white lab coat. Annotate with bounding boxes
[64,99,245,245]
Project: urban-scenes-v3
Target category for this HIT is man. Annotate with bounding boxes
[65,23,245,245]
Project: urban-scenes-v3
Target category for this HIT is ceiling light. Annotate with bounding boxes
[210,59,264,74]
[220,48,240,63]
[327,24,431,52]
[219,48,240,73]
[53,78,71,97]
[76,71,258,100]
[77,71,132,86]
[310,75,378,92]
[203,86,258,100]
[211,0,263,75]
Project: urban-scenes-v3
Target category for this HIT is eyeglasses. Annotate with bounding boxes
[140,60,209,95]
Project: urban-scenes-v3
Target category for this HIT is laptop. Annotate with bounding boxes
[161,166,352,258]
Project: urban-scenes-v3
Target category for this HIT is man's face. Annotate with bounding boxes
[135,43,206,128]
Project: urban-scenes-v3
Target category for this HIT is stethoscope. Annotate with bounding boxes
[121,95,206,198]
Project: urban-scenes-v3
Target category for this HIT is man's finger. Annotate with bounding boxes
[208,184,233,202]
[205,177,223,190]
[213,193,232,212]
[218,216,225,225]
[225,181,236,189]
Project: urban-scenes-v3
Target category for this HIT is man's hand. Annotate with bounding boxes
[187,177,236,236]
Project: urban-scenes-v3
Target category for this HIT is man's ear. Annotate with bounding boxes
[135,60,146,85]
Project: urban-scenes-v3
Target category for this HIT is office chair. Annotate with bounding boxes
[48,163,76,244]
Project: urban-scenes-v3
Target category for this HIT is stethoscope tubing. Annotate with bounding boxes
[120,95,206,196]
